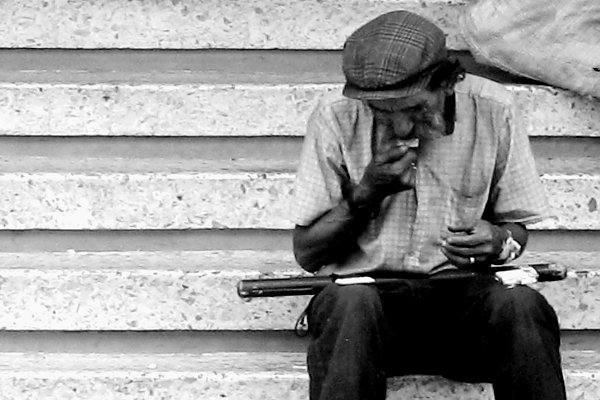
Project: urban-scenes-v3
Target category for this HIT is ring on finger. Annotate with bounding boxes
[469,256,475,264]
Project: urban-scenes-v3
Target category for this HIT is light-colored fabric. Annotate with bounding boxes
[290,74,549,275]
[461,0,600,98]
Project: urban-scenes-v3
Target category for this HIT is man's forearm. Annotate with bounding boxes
[292,139,417,272]
[293,199,374,273]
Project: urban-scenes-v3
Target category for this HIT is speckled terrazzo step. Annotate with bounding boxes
[0,351,595,399]
[0,157,595,230]
[0,81,597,137]
[0,250,596,330]
[0,0,466,50]
[1,50,597,137]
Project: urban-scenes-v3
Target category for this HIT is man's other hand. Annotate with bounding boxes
[352,144,417,206]
[440,220,508,268]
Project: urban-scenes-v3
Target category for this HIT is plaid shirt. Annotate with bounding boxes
[290,74,549,275]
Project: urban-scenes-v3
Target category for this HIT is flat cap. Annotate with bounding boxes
[342,11,448,100]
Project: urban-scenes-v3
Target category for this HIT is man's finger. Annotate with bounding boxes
[375,144,409,163]
[441,242,490,257]
[444,233,488,247]
[447,225,475,234]
[387,150,418,173]
[400,165,417,187]
[441,247,473,268]
[441,247,490,269]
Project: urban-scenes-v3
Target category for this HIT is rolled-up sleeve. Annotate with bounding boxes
[290,103,345,226]
[489,105,550,225]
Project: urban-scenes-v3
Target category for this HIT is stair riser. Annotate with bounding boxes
[0,269,595,330]
[0,173,594,230]
[0,84,597,137]
[0,0,465,50]
[0,371,595,400]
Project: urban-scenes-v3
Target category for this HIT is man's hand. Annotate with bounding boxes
[351,144,417,207]
[440,220,509,268]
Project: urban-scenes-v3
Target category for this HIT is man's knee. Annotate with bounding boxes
[486,284,559,336]
[309,284,383,328]
[319,284,381,313]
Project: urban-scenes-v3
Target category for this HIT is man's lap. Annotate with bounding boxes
[308,275,560,381]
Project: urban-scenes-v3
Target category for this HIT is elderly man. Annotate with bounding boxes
[290,10,566,400]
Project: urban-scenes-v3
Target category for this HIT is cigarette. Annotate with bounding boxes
[405,138,419,148]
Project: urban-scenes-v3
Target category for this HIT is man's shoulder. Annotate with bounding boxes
[455,74,514,109]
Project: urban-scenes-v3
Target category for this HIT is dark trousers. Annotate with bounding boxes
[306,275,566,400]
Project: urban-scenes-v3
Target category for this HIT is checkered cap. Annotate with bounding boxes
[342,11,448,100]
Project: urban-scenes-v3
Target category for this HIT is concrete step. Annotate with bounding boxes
[0,0,466,50]
[0,81,597,137]
[0,250,596,330]
[0,350,595,399]
[0,157,595,230]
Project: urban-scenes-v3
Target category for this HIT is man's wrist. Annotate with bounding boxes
[346,184,378,218]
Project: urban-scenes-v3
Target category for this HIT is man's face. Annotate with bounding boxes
[368,88,451,141]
